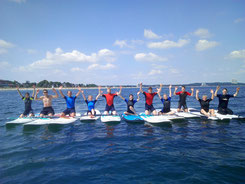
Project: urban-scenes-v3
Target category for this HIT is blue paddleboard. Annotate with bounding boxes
[122,114,144,123]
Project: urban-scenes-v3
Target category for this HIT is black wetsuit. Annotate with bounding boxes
[160,97,171,113]
[22,97,34,115]
[198,99,212,113]
[217,94,234,115]
[125,99,137,114]
[176,91,191,109]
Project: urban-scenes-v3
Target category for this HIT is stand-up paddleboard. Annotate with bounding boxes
[171,108,200,118]
[80,109,101,121]
[6,117,37,124]
[139,113,171,124]
[155,109,185,121]
[24,117,78,125]
[188,108,219,120]
[101,113,121,123]
[122,114,144,123]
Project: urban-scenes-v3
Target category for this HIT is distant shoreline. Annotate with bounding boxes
[0,85,243,91]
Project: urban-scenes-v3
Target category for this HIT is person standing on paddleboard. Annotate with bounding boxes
[81,86,101,118]
[117,86,140,115]
[157,85,175,115]
[140,83,162,115]
[214,86,240,115]
[100,87,119,115]
[17,85,36,118]
[195,89,216,117]
[34,88,59,117]
[58,86,81,118]
[174,86,194,112]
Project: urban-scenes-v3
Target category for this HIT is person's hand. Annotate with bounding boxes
[36,89,40,93]
[140,83,142,86]
[216,86,220,90]
[157,88,161,93]
[175,86,178,90]
[160,84,163,87]
[137,91,140,95]
[196,89,199,93]
[120,86,122,90]
[33,85,36,89]
[236,87,240,91]
[169,85,172,89]
[210,89,214,93]
[98,86,101,90]
[191,88,194,91]
[78,86,81,91]
[81,90,84,94]
[59,86,63,90]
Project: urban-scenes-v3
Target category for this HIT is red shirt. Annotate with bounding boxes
[102,93,117,106]
[143,92,157,105]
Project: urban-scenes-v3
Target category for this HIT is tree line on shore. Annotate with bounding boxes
[0,80,97,88]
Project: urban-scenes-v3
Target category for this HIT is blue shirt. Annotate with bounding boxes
[85,100,97,111]
[64,96,76,109]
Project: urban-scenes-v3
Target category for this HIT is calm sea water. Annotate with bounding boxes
[1,86,245,184]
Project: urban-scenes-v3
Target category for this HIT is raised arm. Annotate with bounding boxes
[214,86,220,97]
[169,85,172,97]
[58,86,65,98]
[117,93,125,101]
[157,84,163,94]
[174,86,178,95]
[95,86,101,100]
[139,83,143,93]
[210,89,214,100]
[233,87,240,97]
[81,90,87,101]
[34,89,43,100]
[118,86,122,95]
[190,88,194,96]
[32,85,36,97]
[137,91,140,101]
[157,87,162,99]
[16,86,24,98]
[52,88,59,98]
[75,87,82,97]
[196,89,200,101]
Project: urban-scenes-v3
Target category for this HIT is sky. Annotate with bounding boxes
[0,0,245,85]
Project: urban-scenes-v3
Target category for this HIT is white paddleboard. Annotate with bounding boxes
[24,117,77,125]
[188,108,219,120]
[101,113,121,123]
[80,109,101,121]
[171,108,200,118]
[140,113,171,124]
[6,117,35,124]
[155,109,185,120]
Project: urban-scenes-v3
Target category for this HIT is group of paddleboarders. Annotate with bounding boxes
[16,84,240,118]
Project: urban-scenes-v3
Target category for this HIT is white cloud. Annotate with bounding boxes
[8,0,26,3]
[148,69,162,76]
[134,52,167,62]
[229,49,245,59]
[193,28,212,38]
[0,40,15,48]
[27,49,37,54]
[0,61,10,69]
[24,48,115,69]
[195,40,219,51]
[87,63,115,70]
[70,67,84,72]
[147,39,189,49]
[0,39,15,54]
[170,68,179,74]
[114,40,129,48]
[144,29,161,39]
[234,18,245,24]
